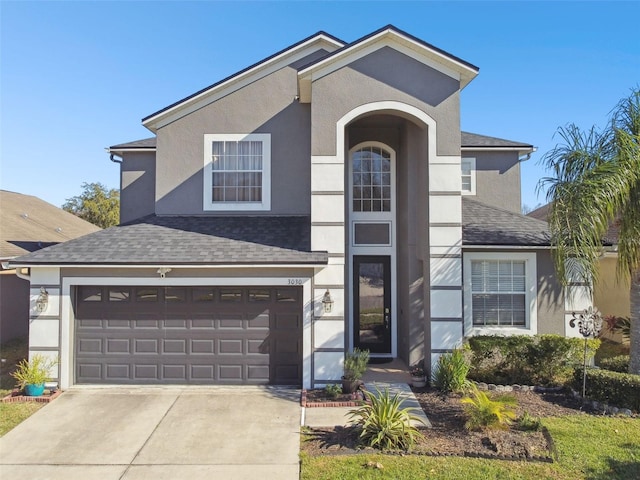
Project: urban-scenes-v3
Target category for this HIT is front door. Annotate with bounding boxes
[353,255,391,354]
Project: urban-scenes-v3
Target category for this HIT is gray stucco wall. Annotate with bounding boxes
[465,151,522,213]
[311,46,461,157]
[120,152,156,223]
[154,57,321,215]
[535,249,565,335]
[0,271,29,342]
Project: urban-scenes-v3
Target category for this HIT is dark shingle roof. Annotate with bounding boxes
[462,198,551,246]
[527,203,619,245]
[109,137,157,150]
[110,133,530,153]
[461,132,534,150]
[10,216,327,266]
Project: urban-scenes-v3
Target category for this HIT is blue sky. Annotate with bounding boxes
[1,1,638,211]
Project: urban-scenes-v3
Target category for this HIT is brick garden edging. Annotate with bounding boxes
[301,388,369,407]
[2,389,62,404]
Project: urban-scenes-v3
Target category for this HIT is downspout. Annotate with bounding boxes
[110,153,123,164]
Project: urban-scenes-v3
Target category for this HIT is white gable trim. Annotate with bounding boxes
[143,35,343,131]
[298,28,478,102]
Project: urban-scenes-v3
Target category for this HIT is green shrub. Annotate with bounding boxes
[432,349,471,393]
[467,334,600,386]
[598,355,630,373]
[460,385,517,431]
[324,384,342,399]
[517,411,542,431]
[348,387,425,451]
[10,354,57,389]
[574,367,640,411]
[343,348,369,381]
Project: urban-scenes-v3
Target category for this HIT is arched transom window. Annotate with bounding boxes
[352,146,392,212]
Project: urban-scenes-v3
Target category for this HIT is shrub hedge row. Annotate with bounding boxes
[574,367,640,412]
[598,355,630,373]
[466,334,600,386]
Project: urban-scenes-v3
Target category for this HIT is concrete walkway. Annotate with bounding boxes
[0,387,301,480]
[303,382,431,428]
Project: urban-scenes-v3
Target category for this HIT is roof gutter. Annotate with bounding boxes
[14,267,31,281]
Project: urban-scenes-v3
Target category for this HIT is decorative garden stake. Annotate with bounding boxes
[569,306,603,398]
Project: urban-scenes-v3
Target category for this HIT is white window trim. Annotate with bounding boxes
[203,133,271,211]
[461,157,476,196]
[463,252,537,337]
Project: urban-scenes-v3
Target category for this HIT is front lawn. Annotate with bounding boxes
[0,336,45,437]
[0,401,44,436]
[301,415,640,479]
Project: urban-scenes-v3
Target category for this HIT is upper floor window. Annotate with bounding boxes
[203,134,271,211]
[352,145,392,212]
[461,157,476,195]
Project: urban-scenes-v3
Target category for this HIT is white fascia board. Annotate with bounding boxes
[298,29,478,102]
[107,148,157,154]
[143,36,343,131]
[9,263,327,269]
[462,245,552,250]
[461,147,535,153]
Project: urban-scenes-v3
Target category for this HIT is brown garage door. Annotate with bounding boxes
[74,286,302,385]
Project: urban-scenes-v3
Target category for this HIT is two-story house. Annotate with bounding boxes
[11,26,592,390]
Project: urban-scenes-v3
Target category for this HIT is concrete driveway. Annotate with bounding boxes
[0,387,301,480]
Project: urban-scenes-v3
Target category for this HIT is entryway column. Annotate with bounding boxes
[428,154,464,373]
[310,155,346,387]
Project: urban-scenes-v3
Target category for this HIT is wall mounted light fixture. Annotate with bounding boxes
[36,287,49,313]
[321,289,334,313]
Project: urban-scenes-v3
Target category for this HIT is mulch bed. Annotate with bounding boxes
[1,388,62,403]
[301,387,590,461]
[302,388,368,407]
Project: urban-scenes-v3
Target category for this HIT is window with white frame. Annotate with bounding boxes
[461,157,476,195]
[464,252,537,334]
[203,134,271,211]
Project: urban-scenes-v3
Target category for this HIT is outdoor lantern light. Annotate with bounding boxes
[35,287,49,313]
[321,289,334,313]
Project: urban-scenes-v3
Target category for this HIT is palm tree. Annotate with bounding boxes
[539,88,640,374]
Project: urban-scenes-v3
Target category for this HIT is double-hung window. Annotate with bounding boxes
[464,252,537,335]
[203,134,271,211]
[461,157,476,195]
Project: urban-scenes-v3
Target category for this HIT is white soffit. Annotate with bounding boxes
[142,35,344,131]
[298,28,479,102]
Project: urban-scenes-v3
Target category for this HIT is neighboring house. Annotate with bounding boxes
[0,190,100,343]
[528,204,630,339]
[10,26,592,390]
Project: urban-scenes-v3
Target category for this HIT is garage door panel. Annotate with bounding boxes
[162,339,187,354]
[191,364,215,380]
[191,339,215,354]
[75,286,302,385]
[106,364,130,379]
[78,338,102,354]
[134,364,158,380]
[191,317,215,329]
[106,338,130,354]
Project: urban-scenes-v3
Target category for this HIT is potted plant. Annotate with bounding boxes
[11,354,58,397]
[342,348,369,393]
[409,360,427,388]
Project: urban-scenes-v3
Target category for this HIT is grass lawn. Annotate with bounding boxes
[301,416,640,480]
[0,401,44,436]
[0,336,45,437]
